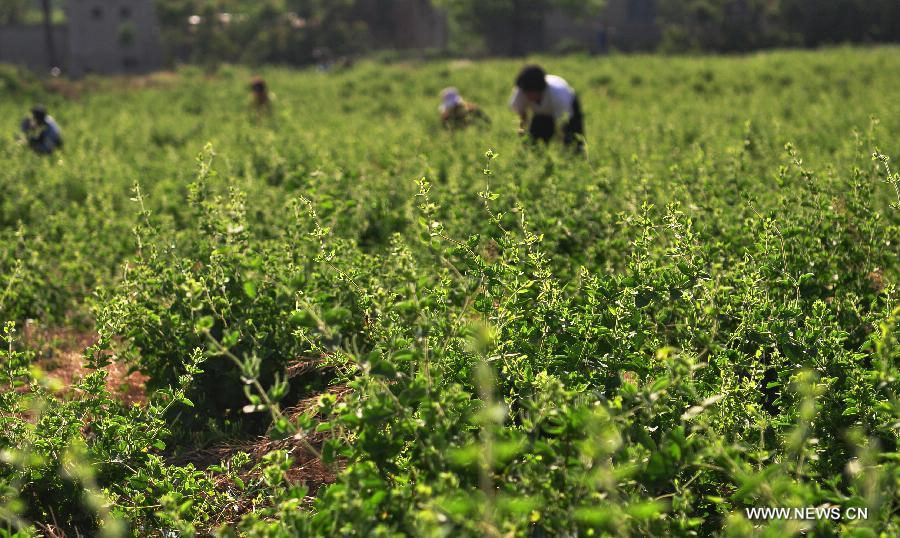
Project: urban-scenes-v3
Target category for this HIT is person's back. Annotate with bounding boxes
[42,115,62,148]
[510,74,575,122]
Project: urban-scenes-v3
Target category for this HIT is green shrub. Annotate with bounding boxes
[0,49,898,535]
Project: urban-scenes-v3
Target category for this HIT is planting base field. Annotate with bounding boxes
[1,47,899,536]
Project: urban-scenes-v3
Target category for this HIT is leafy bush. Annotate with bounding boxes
[0,50,898,535]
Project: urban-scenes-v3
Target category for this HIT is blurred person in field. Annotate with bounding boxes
[439,87,489,130]
[20,105,63,155]
[510,65,584,151]
[250,76,272,114]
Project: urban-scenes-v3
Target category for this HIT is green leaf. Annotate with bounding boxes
[650,377,670,393]
[194,316,214,333]
[668,441,681,461]
[289,309,318,328]
[573,505,614,527]
[314,421,333,433]
[627,501,666,519]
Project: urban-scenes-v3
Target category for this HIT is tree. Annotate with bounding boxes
[437,0,605,56]
[778,0,900,46]
[0,0,29,25]
[657,0,783,53]
[40,0,58,69]
[656,0,900,53]
[153,0,368,66]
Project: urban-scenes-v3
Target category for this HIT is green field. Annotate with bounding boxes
[1,47,899,536]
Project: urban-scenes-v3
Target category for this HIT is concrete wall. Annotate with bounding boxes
[66,0,164,76]
[0,25,68,72]
[0,0,163,77]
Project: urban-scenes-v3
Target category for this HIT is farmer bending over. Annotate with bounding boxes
[439,87,489,130]
[510,65,584,150]
[21,105,63,155]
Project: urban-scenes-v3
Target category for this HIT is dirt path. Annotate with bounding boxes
[22,323,148,405]
[19,325,353,524]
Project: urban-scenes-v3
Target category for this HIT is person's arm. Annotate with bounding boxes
[518,112,529,135]
[468,104,490,124]
[18,118,32,145]
[510,89,528,134]
[440,107,455,130]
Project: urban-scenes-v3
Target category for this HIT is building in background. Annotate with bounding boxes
[0,23,68,72]
[0,0,163,76]
[0,0,662,76]
[67,0,164,76]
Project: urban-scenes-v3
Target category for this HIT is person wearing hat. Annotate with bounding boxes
[439,87,489,130]
[509,65,584,150]
[21,105,63,154]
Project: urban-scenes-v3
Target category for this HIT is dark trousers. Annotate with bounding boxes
[29,132,62,154]
[22,118,61,154]
[528,95,584,149]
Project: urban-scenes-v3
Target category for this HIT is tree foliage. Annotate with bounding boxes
[436,0,606,55]
[0,0,29,25]
[658,0,900,53]
[155,0,366,66]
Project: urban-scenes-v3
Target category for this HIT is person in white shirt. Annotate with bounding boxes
[509,65,584,150]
